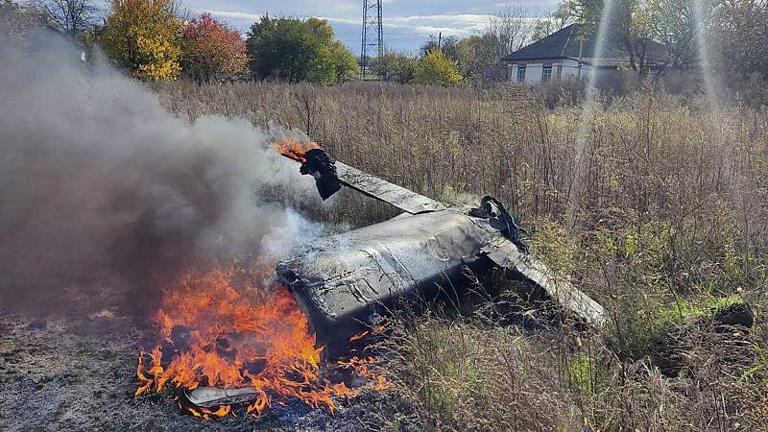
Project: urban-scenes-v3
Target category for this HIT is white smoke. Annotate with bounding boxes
[0,30,323,312]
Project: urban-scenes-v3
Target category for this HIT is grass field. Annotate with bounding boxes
[150,80,768,431]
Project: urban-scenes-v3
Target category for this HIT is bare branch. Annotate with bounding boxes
[34,0,97,36]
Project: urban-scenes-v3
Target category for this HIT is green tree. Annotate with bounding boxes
[415,49,463,85]
[326,40,359,83]
[100,0,182,81]
[457,34,503,84]
[368,50,417,83]
[644,0,715,70]
[566,0,724,73]
[566,0,655,73]
[246,16,357,84]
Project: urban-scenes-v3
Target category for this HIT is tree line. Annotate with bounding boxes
[3,0,536,86]
[2,0,360,83]
[3,0,768,87]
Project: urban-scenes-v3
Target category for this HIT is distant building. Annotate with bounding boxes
[502,24,666,85]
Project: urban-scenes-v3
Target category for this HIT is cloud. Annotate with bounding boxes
[197,9,262,22]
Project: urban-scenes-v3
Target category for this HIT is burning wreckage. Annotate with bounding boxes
[145,140,605,414]
[276,144,606,345]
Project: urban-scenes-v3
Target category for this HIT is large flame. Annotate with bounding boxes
[136,264,385,419]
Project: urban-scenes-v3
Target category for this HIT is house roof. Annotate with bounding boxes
[502,23,666,66]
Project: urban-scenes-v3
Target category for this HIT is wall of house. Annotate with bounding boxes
[507,59,590,85]
[559,59,587,79]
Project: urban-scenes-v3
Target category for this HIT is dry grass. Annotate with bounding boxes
[153,80,768,431]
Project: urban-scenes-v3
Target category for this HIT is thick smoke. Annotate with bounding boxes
[0,31,322,314]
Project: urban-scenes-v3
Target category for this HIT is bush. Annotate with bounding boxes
[415,49,462,86]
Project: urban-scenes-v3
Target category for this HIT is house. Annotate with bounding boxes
[502,24,665,85]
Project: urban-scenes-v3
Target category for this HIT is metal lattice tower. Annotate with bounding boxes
[360,0,383,79]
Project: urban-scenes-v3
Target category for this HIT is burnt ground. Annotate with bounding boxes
[0,275,419,432]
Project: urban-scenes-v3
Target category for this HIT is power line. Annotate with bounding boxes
[360,0,383,79]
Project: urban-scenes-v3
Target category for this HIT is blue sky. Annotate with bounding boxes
[182,1,560,54]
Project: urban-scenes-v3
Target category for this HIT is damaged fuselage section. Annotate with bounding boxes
[277,147,605,351]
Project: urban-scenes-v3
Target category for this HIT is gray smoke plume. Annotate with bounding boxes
[0,31,323,315]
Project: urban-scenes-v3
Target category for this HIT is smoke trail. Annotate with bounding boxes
[0,30,322,314]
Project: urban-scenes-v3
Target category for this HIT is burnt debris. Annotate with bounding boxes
[301,149,341,200]
[280,147,605,352]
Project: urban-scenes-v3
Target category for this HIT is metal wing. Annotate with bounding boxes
[335,162,446,214]
[483,236,606,327]
[287,148,446,215]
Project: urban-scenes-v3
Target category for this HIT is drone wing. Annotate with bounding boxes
[286,147,446,215]
[335,162,446,214]
[483,235,606,327]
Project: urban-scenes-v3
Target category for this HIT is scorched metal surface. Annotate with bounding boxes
[277,207,498,347]
[276,146,605,350]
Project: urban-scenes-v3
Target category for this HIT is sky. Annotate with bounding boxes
[182,1,560,54]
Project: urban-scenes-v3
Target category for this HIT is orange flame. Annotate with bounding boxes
[271,138,320,163]
[136,264,386,419]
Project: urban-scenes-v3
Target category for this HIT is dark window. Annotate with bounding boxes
[542,66,553,82]
[517,65,526,83]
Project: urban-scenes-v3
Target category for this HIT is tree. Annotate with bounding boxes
[246,16,357,84]
[100,0,183,81]
[368,50,417,83]
[444,6,537,85]
[566,0,725,73]
[420,34,460,61]
[644,0,697,69]
[566,0,657,73]
[326,40,359,83]
[34,0,96,37]
[714,0,768,79]
[181,13,247,82]
[415,49,463,85]
[487,6,537,58]
[304,17,359,83]
[457,34,504,84]
[531,2,575,41]
[369,50,417,83]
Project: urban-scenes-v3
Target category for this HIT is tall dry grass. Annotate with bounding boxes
[153,80,768,431]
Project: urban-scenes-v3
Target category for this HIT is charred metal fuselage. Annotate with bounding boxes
[276,147,605,352]
[277,207,498,349]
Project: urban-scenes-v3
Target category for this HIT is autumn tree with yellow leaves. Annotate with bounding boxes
[100,0,182,80]
[414,49,463,86]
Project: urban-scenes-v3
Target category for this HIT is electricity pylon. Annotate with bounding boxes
[361,0,383,79]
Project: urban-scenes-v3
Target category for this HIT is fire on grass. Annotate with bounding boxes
[135,263,388,419]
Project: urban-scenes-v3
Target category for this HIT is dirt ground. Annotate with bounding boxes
[0,275,417,432]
